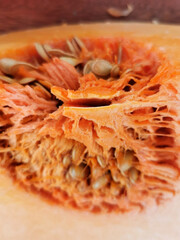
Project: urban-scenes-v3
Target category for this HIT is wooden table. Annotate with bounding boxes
[0,0,179,33]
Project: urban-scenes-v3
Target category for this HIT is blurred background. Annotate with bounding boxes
[0,0,179,33]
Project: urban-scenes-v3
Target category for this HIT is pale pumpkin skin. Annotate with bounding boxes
[0,22,180,240]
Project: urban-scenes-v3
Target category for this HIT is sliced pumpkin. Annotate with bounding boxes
[0,22,179,216]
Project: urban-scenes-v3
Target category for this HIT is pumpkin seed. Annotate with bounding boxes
[107,77,115,82]
[34,82,51,98]
[92,173,110,190]
[91,59,112,77]
[83,60,94,75]
[71,38,81,54]
[121,68,132,78]
[43,44,76,58]
[65,172,71,181]
[34,43,50,62]
[107,4,133,18]
[91,165,103,179]
[97,155,106,168]
[37,79,52,90]
[129,167,139,184]
[62,154,72,167]
[152,18,160,25]
[66,40,77,56]
[110,182,121,196]
[0,58,37,75]
[72,143,86,165]
[111,65,120,77]
[73,37,88,52]
[19,77,36,85]
[69,163,89,180]
[60,57,82,66]
[111,169,127,185]
[111,169,121,183]
[117,150,134,175]
[0,75,15,84]
[77,181,88,193]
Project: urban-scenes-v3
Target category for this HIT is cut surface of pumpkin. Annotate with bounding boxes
[0,22,179,216]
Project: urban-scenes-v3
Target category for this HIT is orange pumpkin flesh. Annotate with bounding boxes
[0,22,180,238]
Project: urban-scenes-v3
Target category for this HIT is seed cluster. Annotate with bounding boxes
[0,37,123,92]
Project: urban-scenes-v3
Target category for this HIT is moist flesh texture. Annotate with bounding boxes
[0,37,179,213]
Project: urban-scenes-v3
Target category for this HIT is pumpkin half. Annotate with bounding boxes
[0,21,180,221]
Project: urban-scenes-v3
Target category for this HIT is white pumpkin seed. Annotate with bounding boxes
[91,59,112,77]
[73,37,88,51]
[43,44,76,58]
[121,68,132,78]
[60,57,82,66]
[34,43,50,62]
[91,165,103,179]
[107,77,115,82]
[0,75,15,84]
[65,172,71,181]
[77,181,88,193]
[97,155,106,168]
[110,182,121,196]
[107,4,133,18]
[37,79,52,90]
[71,38,81,54]
[129,167,139,184]
[62,154,72,167]
[83,60,94,75]
[111,169,121,182]
[72,143,86,165]
[69,164,89,180]
[111,65,120,77]
[117,150,134,175]
[92,173,110,190]
[0,58,37,75]
[34,82,51,98]
[66,40,77,56]
[19,77,36,85]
